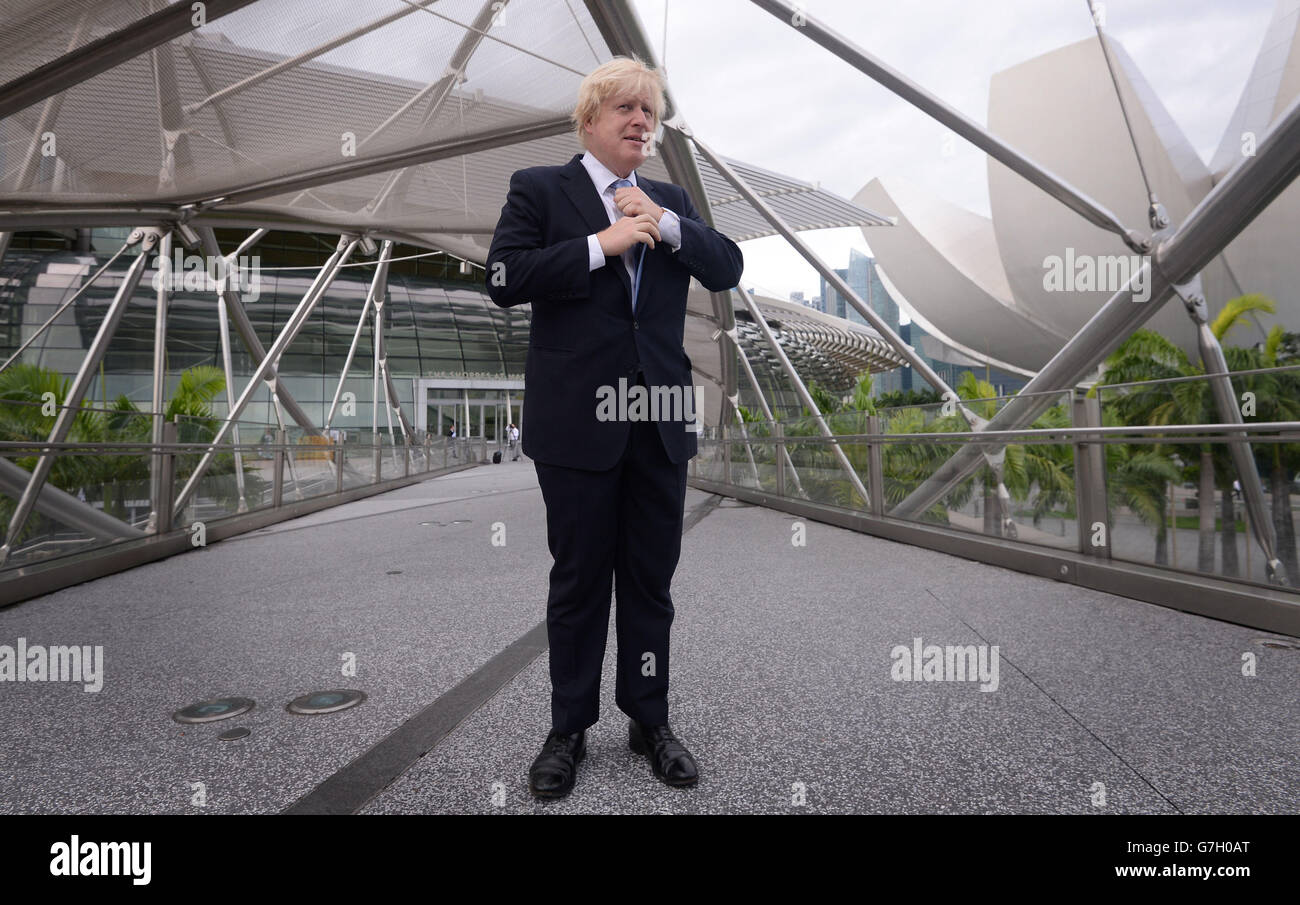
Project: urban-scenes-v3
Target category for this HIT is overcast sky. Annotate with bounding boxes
[627,0,1279,302]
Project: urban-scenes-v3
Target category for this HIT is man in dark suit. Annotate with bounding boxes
[485,56,743,799]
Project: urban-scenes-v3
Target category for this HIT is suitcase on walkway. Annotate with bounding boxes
[492,450,502,464]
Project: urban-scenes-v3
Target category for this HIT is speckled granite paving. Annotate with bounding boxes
[1,462,1295,814]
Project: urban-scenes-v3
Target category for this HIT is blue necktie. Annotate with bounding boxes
[611,177,646,311]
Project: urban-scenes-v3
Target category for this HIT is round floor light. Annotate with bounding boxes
[286,689,366,715]
[173,696,255,724]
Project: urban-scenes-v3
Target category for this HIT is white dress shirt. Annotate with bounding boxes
[580,151,682,289]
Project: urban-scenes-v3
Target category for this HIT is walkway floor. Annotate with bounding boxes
[1,461,1295,814]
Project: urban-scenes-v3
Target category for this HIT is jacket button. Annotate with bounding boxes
[633,321,639,330]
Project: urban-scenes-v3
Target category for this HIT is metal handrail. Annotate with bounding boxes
[0,440,440,454]
[710,421,1300,445]
[1093,363,1300,392]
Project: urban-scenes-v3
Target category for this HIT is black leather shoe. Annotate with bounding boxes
[629,720,698,787]
[528,729,586,799]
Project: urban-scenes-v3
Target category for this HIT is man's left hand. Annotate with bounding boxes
[614,185,663,222]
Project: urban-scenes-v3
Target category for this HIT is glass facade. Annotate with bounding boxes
[0,236,531,431]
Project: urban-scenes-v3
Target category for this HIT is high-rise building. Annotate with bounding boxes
[820,249,1028,397]
[821,249,906,392]
[819,249,900,334]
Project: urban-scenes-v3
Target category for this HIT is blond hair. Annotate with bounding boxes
[571,56,666,148]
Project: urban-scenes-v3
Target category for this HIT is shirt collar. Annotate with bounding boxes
[581,151,637,195]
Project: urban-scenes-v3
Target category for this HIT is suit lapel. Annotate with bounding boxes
[560,156,669,312]
[559,155,611,236]
[560,155,633,308]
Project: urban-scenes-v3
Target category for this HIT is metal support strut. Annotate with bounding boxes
[1,228,162,567]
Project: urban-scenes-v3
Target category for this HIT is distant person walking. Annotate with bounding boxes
[508,422,521,460]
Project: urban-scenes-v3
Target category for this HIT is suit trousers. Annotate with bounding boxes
[533,374,690,735]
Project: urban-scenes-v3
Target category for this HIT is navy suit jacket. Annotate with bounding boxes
[486,153,743,470]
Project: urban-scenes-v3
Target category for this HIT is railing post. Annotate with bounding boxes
[272,429,286,508]
[867,414,884,517]
[774,421,785,497]
[1072,395,1110,559]
[722,421,732,483]
[424,434,431,472]
[156,420,177,534]
[1244,494,1252,578]
[373,438,382,483]
[335,437,344,494]
[404,442,410,477]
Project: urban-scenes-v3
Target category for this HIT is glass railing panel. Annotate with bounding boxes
[1096,370,1300,589]
[172,415,274,514]
[0,450,141,570]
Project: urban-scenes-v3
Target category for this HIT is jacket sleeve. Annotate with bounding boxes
[485,168,592,308]
[671,186,745,292]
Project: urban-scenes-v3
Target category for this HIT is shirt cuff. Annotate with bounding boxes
[658,208,682,252]
[587,234,605,271]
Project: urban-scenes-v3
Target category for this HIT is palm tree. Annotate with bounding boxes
[1101,294,1292,576]
[765,373,886,510]
[1226,324,1300,580]
[1102,329,1216,571]
[952,371,1074,536]
[1101,404,1182,564]
[0,363,256,547]
[0,364,111,537]
[878,402,963,523]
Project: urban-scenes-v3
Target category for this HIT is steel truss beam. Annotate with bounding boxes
[0,0,259,122]
[185,1,443,115]
[147,229,173,531]
[684,127,1019,532]
[683,129,950,393]
[889,95,1300,576]
[368,241,415,458]
[736,284,871,506]
[747,0,1150,254]
[325,273,379,430]
[749,0,1298,576]
[0,455,145,543]
[197,227,320,435]
[362,0,507,214]
[172,237,360,521]
[3,11,91,194]
[722,323,806,497]
[1083,0,1277,574]
[174,115,575,209]
[0,238,135,376]
[212,251,248,513]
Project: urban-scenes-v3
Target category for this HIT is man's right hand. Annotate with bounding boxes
[597,214,661,256]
